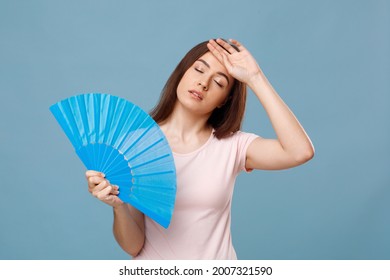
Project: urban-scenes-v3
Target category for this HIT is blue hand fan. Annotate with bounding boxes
[50,93,176,228]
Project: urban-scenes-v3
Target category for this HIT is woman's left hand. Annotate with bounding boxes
[207,38,262,85]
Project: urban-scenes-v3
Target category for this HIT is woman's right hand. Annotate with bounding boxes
[86,170,124,208]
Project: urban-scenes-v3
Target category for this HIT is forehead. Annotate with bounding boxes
[196,52,230,75]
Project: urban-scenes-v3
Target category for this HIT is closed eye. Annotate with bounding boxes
[194,66,225,88]
[214,80,223,87]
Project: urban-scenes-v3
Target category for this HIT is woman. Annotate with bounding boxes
[86,38,314,259]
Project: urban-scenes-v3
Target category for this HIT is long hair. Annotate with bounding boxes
[149,40,247,139]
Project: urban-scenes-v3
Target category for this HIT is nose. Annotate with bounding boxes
[198,80,208,91]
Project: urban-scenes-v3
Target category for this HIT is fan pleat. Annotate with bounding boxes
[101,95,118,144]
[129,199,169,228]
[133,170,175,178]
[129,182,175,191]
[131,187,174,201]
[77,96,90,143]
[50,93,176,228]
[119,112,153,154]
[76,146,92,170]
[99,102,131,172]
[69,97,87,147]
[130,142,171,167]
[131,153,169,170]
[58,101,83,148]
[127,136,163,162]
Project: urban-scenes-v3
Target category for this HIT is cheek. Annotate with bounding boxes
[176,72,191,93]
[216,92,228,103]
[220,83,234,102]
[216,88,230,102]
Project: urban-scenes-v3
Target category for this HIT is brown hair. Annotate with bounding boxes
[149,40,247,139]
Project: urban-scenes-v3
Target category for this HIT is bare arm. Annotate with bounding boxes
[86,170,145,256]
[208,39,314,170]
[112,203,145,257]
[245,73,314,170]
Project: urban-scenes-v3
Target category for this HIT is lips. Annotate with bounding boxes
[189,90,203,101]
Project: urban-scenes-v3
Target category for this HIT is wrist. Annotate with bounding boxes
[247,71,269,91]
[113,202,126,211]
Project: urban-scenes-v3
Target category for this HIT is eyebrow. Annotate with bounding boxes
[197,59,230,85]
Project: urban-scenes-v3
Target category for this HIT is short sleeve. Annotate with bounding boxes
[233,131,260,174]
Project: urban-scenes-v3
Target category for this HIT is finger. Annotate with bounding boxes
[209,39,230,55]
[110,185,120,195]
[95,185,115,201]
[207,41,227,65]
[86,170,105,178]
[209,41,234,68]
[90,179,110,194]
[87,175,106,186]
[216,38,238,54]
[220,52,234,73]
[229,39,245,52]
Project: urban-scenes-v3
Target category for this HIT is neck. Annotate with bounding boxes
[159,102,212,142]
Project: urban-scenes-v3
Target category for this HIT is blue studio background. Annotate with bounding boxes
[0,0,389,260]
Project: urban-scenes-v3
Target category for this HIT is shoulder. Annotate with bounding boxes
[216,130,260,144]
[210,130,260,157]
[215,131,260,173]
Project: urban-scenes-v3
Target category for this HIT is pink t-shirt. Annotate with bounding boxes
[133,130,259,260]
